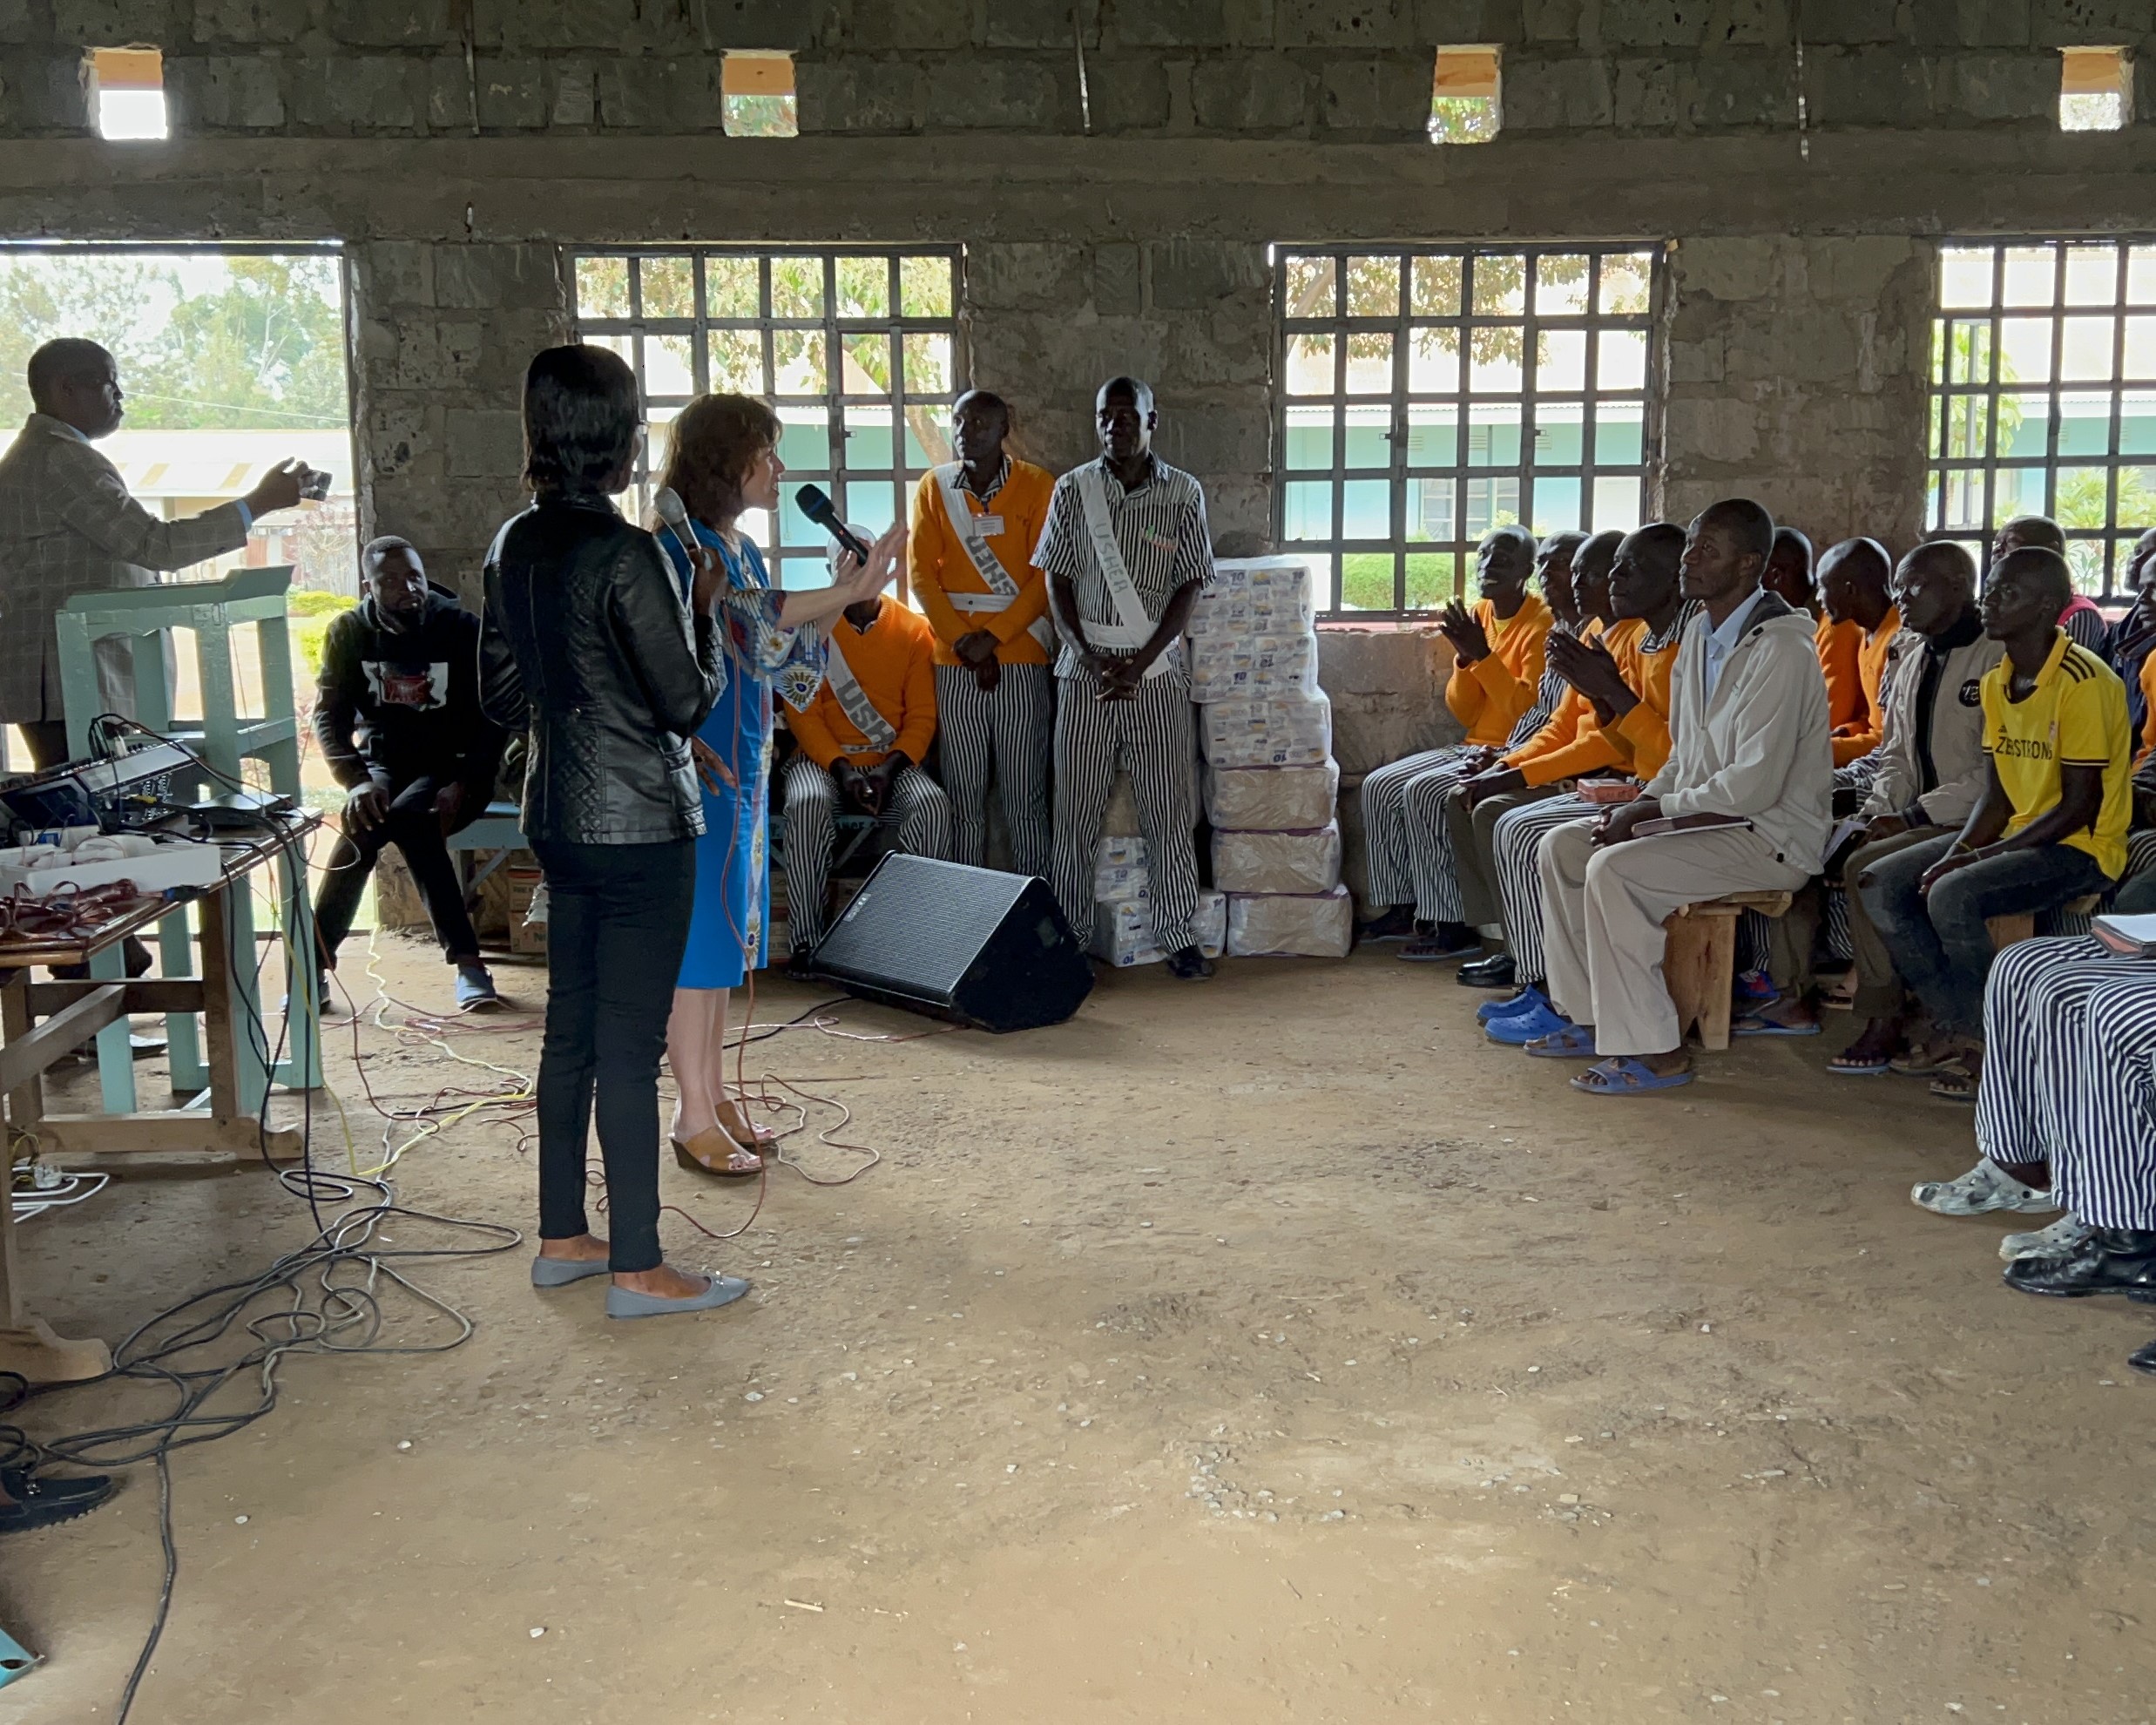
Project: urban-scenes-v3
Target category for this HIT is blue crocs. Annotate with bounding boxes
[1485,1000,1575,1045]
[1477,985,1549,1025]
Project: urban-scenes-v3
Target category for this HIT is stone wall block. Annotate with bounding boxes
[1686,51,1790,126]
[1190,52,1314,129]
[1597,0,1708,47]
[1154,402,1270,475]
[289,55,426,132]
[358,240,436,309]
[327,0,456,48]
[550,61,596,125]
[48,1,179,44]
[1664,396,1763,465]
[1318,53,1434,132]
[0,51,89,130]
[1938,50,2056,119]
[362,399,440,485]
[1524,0,1585,41]
[1805,45,1933,127]
[476,0,686,52]
[1410,1,1528,44]
[1677,236,1779,301]
[702,0,828,50]
[1278,0,1413,47]
[597,56,722,130]
[2031,0,2156,46]
[926,53,1072,128]
[1092,241,1144,316]
[475,57,551,129]
[1500,51,1613,126]
[190,0,307,44]
[445,408,525,479]
[968,241,1092,311]
[1709,0,1794,45]
[168,51,284,129]
[1147,238,1267,309]
[424,54,474,130]
[794,57,926,132]
[829,0,977,51]
[1902,0,2030,45]
[1109,0,1234,47]
[1086,52,1173,130]
[435,242,561,312]
[1612,55,1678,125]
[1724,306,1859,385]
[1667,335,1727,384]
[1797,0,1901,43]
[1164,309,1272,386]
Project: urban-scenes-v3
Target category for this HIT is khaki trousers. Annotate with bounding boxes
[1443,781,1572,934]
[1538,818,1811,1058]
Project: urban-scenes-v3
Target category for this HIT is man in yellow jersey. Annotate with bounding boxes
[1860,546,2132,1095]
[908,389,1057,877]
[1356,524,1555,961]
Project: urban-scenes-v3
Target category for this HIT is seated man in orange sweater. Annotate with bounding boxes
[1817,537,1902,781]
[781,547,952,961]
[907,389,1057,877]
[1357,524,1555,960]
[1474,523,1689,1022]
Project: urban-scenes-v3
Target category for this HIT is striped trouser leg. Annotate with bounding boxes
[885,763,954,861]
[992,664,1055,879]
[2060,969,2156,1230]
[934,665,997,869]
[1834,757,1877,800]
[781,754,839,954]
[1122,679,1204,954]
[1974,936,2126,1173]
[1821,883,1855,964]
[1492,793,1593,985]
[1358,747,1464,911]
[1736,910,1772,975]
[1400,754,1484,924]
[1052,678,1122,939]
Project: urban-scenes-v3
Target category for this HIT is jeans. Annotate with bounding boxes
[313,773,484,966]
[1857,830,2109,1037]
[530,837,696,1274]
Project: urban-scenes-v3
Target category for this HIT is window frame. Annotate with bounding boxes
[1927,235,2156,601]
[1271,241,1666,622]
[569,244,967,589]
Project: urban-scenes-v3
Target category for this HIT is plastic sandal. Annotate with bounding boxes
[1570,1056,1694,1095]
[1732,1013,1823,1038]
[1523,1022,1598,1059]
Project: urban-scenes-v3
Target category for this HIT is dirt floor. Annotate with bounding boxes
[3,935,2154,1724]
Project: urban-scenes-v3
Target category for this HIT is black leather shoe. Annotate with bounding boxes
[0,1467,116,1536]
[1458,952,1516,990]
[1166,945,1216,981]
[2002,1228,2156,1301]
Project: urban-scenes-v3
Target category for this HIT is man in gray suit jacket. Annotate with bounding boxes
[0,337,320,769]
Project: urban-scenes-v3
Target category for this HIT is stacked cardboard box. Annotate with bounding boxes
[1191,557,1352,958]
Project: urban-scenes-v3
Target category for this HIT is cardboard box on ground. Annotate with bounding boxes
[372,846,542,953]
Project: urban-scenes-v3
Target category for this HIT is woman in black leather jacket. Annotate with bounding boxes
[477,344,748,1320]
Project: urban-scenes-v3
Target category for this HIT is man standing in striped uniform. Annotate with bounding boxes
[908,390,1058,877]
[1036,376,1216,981]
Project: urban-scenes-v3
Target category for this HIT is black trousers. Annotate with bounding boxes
[529,836,695,1274]
[313,774,483,966]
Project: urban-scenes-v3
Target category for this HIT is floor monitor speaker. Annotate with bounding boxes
[804,854,1092,1032]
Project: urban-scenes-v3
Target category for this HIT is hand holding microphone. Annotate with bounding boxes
[796,484,907,605]
[653,485,727,616]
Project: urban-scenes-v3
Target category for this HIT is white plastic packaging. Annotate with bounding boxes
[1201,692,1334,769]
[1212,822,1342,896]
[1225,884,1355,959]
[1092,835,1151,903]
[1092,890,1227,967]
[1205,761,1341,832]
[1189,557,1319,639]
[1187,631,1321,703]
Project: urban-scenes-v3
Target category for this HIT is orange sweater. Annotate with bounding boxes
[1445,592,1553,748]
[1832,608,1903,767]
[1504,619,1641,788]
[906,459,1057,667]
[784,599,939,770]
[1815,613,1866,738]
[1604,620,1681,784]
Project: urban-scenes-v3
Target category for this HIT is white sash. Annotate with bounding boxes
[933,463,1056,653]
[823,625,898,753]
[1074,463,1171,680]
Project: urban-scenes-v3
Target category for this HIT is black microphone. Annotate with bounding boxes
[794,484,872,565]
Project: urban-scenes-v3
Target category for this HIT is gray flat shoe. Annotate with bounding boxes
[531,1255,611,1288]
[605,1274,751,1320]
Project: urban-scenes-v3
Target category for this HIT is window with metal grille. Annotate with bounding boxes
[1274,245,1661,619]
[1930,239,2156,599]
[570,247,963,588]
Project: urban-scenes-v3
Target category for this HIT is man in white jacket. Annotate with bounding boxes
[1526,498,1833,1094]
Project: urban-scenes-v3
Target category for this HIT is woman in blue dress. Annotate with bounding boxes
[654,394,905,1175]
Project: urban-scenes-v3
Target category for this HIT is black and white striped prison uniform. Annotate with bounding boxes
[1034,454,1213,953]
[781,754,953,954]
[1358,647,1568,922]
[936,663,1054,876]
[1977,936,2156,1231]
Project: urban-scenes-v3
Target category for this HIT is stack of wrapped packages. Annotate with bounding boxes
[1191,556,1351,959]
[1090,830,1227,967]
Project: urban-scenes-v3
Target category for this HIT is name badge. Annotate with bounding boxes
[971,514,1004,537]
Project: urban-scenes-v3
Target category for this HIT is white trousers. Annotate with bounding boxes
[933,663,1053,878]
[1538,819,1808,1058]
[1052,675,1202,954]
[781,755,953,953]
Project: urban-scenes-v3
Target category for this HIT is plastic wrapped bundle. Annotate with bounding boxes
[1201,692,1333,769]
[1092,834,1150,903]
[1187,631,1321,703]
[1205,761,1340,832]
[1189,556,1318,639]
[1092,890,1227,967]
[1213,822,1342,896]
[1225,884,1355,958]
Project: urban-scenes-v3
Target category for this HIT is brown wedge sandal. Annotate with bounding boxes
[672,1127,763,1179]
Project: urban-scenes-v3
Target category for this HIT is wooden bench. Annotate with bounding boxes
[1986,891,2105,951]
[1662,890,1794,1052]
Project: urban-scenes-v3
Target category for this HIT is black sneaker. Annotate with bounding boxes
[0,1467,116,1536]
[2002,1228,2156,1301]
[1166,945,1216,981]
[1458,952,1517,990]
[1357,905,1416,943]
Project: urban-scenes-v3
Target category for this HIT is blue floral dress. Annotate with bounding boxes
[661,524,824,990]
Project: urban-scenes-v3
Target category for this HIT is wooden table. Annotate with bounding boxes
[0,820,319,1383]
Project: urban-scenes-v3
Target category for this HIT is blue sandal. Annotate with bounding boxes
[1731,1012,1821,1038]
[1570,1057,1694,1095]
[1524,1023,1598,1059]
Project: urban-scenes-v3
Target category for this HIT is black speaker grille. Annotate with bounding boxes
[814,855,1031,998]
